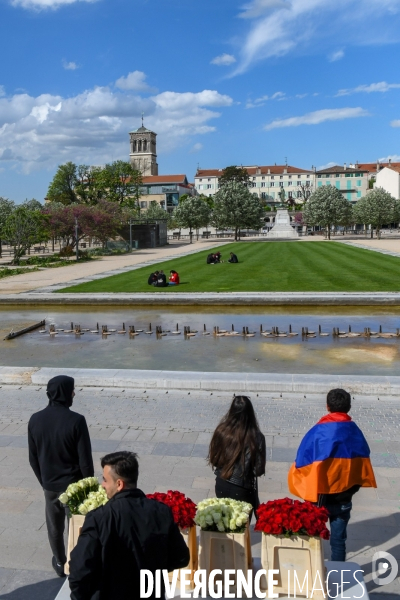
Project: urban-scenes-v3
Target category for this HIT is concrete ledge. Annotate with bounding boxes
[2,292,400,305]
[0,366,399,394]
[0,366,39,385]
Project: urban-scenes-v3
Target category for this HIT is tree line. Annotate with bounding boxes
[303,186,400,239]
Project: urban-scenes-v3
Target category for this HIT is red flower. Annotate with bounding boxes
[255,498,330,540]
[146,490,197,529]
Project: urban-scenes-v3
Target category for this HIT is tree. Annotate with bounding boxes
[47,162,78,205]
[173,197,211,242]
[352,188,398,239]
[219,166,250,187]
[97,161,143,210]
[22,198,43,211]
[145,202,174,228]
[212,181,264,241]
[303,186,353,240]
[45,202,121,249]
[0,197,15,257]
[1,207,50,264]
[74,165,104,205]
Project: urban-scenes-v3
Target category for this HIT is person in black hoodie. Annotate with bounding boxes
[28,375,94,577]
[69,451,190,600]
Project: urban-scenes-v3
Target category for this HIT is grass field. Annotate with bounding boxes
[59,242,400,293]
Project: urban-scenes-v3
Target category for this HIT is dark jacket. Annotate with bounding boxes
[319,485,361,507]
[69,488,190,600]
[148,272,158,285]
[228,253,238,263]
[156,273,167,287]
[28,375,94,492]
[215,431,266,490]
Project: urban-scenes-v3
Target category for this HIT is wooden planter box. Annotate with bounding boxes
[168,526,198,590]
[260,534,326,598]
[198,525,252,595]
[65,514,86,575]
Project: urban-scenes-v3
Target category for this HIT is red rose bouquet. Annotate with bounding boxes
[147,490,197,529]
[255,498,330,540]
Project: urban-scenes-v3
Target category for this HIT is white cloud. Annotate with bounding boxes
[329,49,344,62]
[0,84,233,172]
[337,81,400,96]
[211,54,237,66]
[379,154,400,161]
[63,61,79,71]
[317,161,338,170]
[246,91,285,108]
[265,107,370,130]
[0,86,5,97]
[189,143,203,153]
[115,71,156,93]
[11,0,98,9]
[390,120,400,127]
[234,0,400,74]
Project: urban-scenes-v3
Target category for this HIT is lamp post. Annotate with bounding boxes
[75,217,79,261]
[129,218,133,251]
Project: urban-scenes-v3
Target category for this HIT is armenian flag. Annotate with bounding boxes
[288,413,376,502]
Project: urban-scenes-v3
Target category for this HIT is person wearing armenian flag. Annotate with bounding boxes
[288,388,376,561]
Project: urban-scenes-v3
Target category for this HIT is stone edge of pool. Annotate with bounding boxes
[3,292,400,305]
[1,366,400,395]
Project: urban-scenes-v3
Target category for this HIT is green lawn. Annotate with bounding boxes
[58,242,400,293]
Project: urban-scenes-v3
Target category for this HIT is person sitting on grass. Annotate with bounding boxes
[154,270,167,287]
[288,388,377,562]
[168,270,180,286]
[228,252,238,263]
[147,270,159,286]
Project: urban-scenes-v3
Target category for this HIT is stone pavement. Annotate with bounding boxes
[0,239,227,295]
[0,385,399,598]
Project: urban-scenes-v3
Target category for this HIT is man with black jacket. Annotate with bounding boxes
[28,375,94,577]
[69,451,190,600]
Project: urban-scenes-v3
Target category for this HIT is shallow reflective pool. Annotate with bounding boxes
[2,306,400,374]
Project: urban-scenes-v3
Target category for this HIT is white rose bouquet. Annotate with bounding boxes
[194,497,252,533]
[59,477,107,515]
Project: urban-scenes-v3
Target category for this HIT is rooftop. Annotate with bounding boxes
[195,165,314,178]
[316,164,368,174]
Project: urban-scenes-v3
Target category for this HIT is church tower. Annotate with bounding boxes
[129,116,158,176]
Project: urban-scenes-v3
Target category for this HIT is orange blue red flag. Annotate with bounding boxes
[288,412,376,502]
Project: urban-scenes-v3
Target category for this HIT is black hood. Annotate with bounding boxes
[47,375,75,407]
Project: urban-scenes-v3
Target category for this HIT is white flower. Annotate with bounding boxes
[58,493,68,504]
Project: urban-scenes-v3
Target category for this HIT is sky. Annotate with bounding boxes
[1,0,400,202]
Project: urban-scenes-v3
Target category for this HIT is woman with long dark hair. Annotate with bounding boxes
[208,395,266,514]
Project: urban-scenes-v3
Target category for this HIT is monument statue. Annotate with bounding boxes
[267,209,299,238]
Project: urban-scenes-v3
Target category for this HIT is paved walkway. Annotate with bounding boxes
[0,385,399,599]
[0,240,227,295]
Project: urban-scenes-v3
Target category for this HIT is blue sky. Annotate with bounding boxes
[1,0,400,202]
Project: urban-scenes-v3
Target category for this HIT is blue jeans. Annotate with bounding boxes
[326,502,352,562]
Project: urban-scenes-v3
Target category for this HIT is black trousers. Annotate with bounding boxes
[215,477,259,522]
[44,489,68,565]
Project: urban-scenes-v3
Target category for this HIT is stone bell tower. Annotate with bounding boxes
[129,115,158,176]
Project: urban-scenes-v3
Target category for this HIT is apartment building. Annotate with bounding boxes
[375,166,400,199]
[350,159,400,184]
[139,174,195,213]
[194,165,315,204]
[315,164,368,203]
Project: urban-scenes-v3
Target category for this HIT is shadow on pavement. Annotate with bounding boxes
[0,577,64,599]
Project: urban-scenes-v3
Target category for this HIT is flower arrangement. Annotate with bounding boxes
[59,477,108,515]
[146,490,197,529]
[194,497,252,533]
[255,498,330,539]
